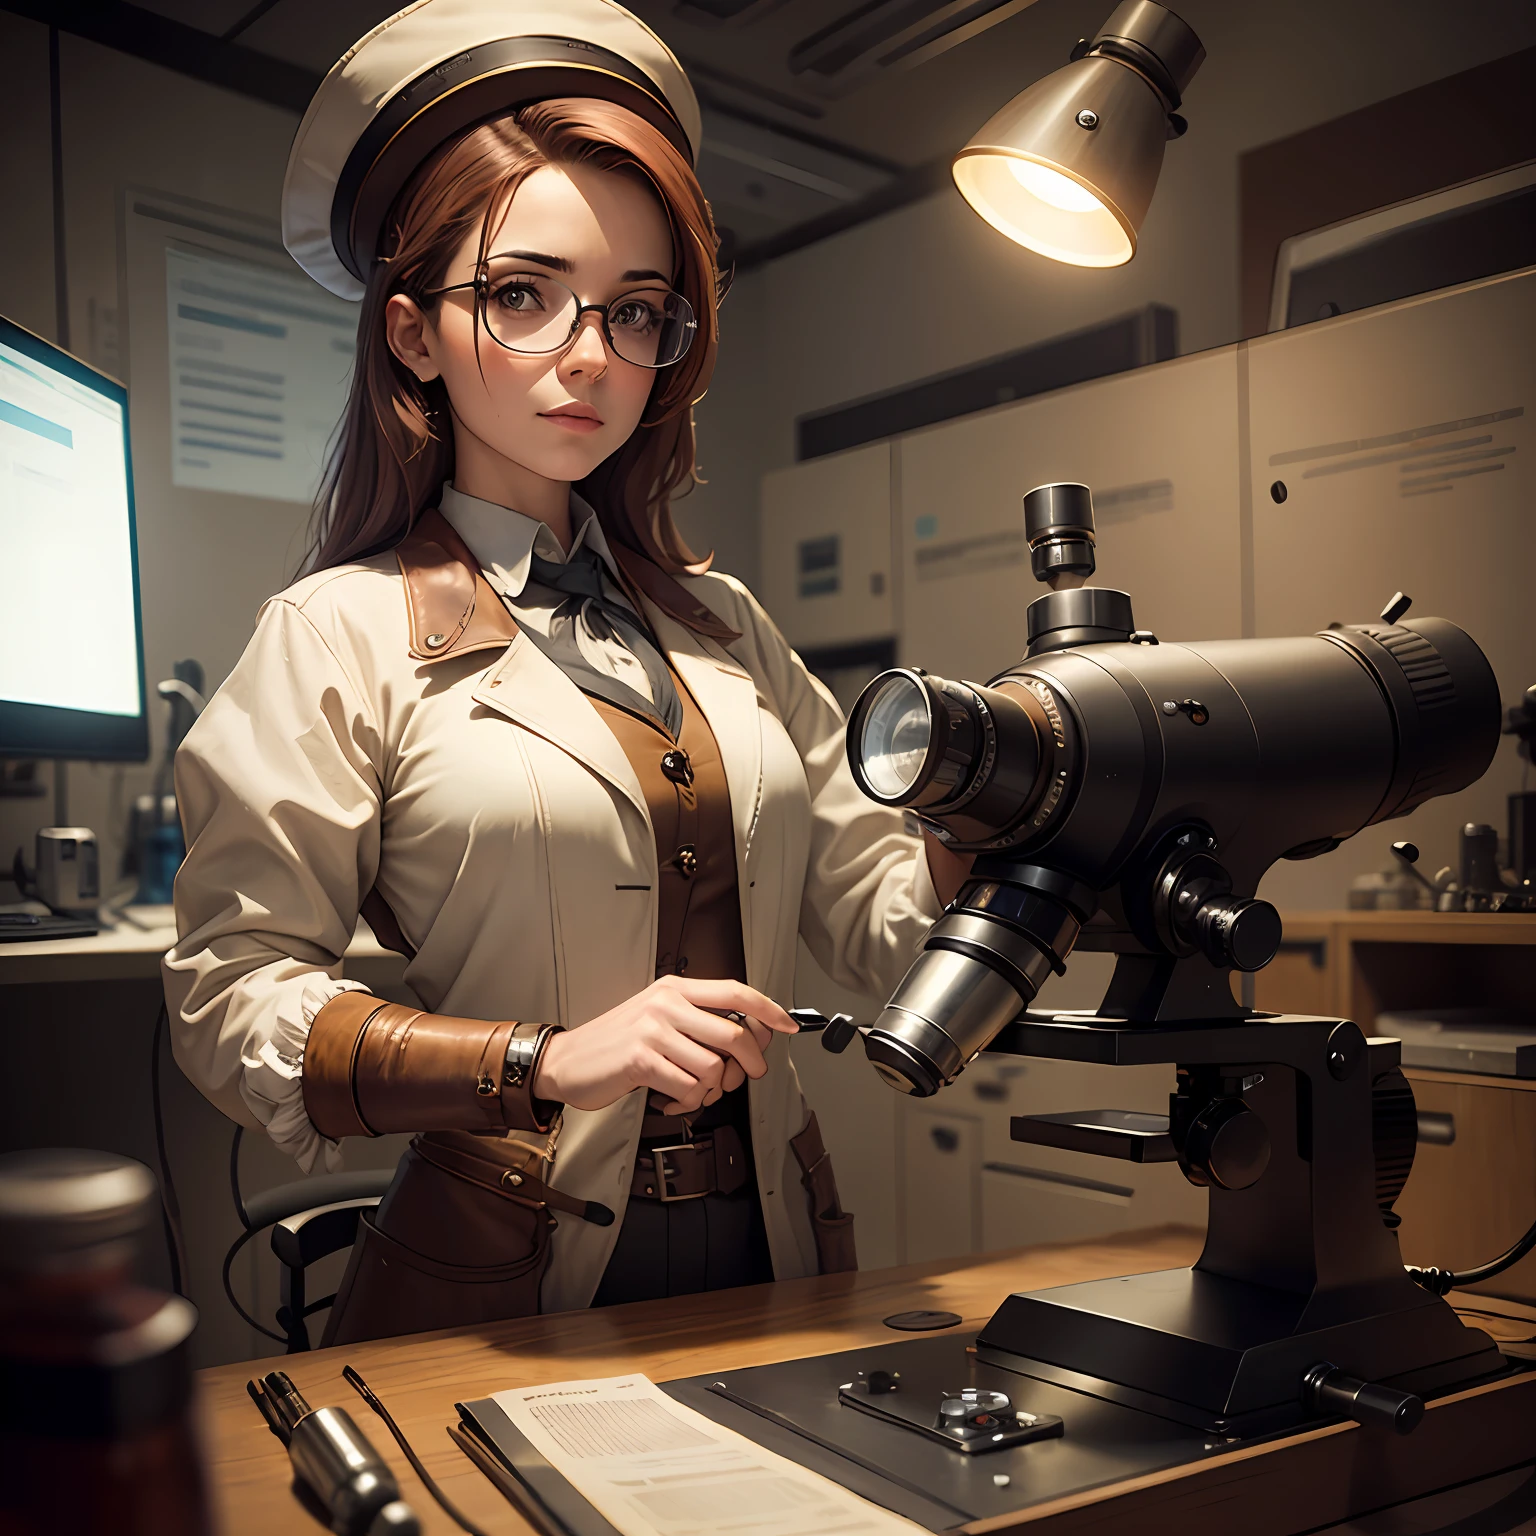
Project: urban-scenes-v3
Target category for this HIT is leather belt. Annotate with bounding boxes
[629,1124,749,1202]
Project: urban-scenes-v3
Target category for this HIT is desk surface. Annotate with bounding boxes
[199,1228,1202,1535]
[1280,910,1536,945]
[11,907,1528,988]
[0,913,396,985]
[194,1226,1536,1536]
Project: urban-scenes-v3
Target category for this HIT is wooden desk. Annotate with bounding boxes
[0,912,407,989]
[1255,910,1536,1029]
[196,1226,1536,1536]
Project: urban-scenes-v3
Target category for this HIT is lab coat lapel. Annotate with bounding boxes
[470,632,650,829]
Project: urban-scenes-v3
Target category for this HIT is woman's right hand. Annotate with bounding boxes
[532,976,799,1114]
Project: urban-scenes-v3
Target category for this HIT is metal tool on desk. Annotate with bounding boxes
[247,1370,420,1535]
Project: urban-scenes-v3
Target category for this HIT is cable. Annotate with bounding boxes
[230,1124,248,1228]
[1407,1215,1536,1297]
[345,1366,497,1536]
[150,1000,189,1298]
[220,1120,292,1345]
[221,1224,289,1346]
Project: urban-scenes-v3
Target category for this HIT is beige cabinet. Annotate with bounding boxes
[967,1054,1206,1253]
[1248,267,1536,911]
[900,1104,982,1265]
[758,442,894,651]
[893,345,1244,685]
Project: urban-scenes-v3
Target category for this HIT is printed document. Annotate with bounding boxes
[492,1373,922,1536]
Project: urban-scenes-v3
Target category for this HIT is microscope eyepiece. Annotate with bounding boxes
[847,669,1067,850]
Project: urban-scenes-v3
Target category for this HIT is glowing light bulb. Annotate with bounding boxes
[1007,159,1104,213]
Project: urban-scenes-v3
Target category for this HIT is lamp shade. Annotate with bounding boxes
[953,55,1167,267]
[952,2,1204,268]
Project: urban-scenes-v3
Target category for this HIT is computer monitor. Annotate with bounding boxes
[0,314,147,761]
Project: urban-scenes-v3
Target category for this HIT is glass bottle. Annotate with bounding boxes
[0,1149,215,1536]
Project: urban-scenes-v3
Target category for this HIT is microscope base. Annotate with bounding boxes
[977,1266,1508,1437]
[667,1331,1529,1532]
[665,1331,1215,1530]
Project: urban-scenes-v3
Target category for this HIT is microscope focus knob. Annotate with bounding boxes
[1183,1098,1271,1190]
[1194,896,1282,972]
[1304,1363,1423,1435]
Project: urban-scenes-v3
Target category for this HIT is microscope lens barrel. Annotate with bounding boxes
[846,607,1499,1088]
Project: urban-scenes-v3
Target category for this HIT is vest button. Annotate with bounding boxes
[674,844,699,879]
[661,749,694,786]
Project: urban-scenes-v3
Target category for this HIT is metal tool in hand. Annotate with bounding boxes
[788,1008,860,1053]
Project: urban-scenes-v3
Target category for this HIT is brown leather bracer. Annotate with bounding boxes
[302,991,560,1140]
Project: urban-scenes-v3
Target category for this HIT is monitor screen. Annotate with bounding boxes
[0,314,147,761]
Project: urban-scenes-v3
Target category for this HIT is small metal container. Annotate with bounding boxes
[36,827,100,914]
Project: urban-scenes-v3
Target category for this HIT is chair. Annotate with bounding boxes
[225,1128,395,1352]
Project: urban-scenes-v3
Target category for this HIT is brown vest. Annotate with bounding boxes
[589,685,745,986]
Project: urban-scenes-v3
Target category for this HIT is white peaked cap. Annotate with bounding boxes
[283,0,701,300]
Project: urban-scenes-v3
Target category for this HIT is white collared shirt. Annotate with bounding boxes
[439,481,657,704]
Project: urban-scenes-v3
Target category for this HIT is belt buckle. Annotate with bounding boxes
[650,1141,708,1202]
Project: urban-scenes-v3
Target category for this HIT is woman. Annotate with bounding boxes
[164,0,965,1343]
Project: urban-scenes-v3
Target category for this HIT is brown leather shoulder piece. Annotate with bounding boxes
[395,508,517,662]
[303,990,390,1140]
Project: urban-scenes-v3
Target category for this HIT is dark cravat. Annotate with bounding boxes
[524,544,683,738]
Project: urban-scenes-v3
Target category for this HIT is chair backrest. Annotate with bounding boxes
[270,1195,386,1351]
[231,1166,395,1352]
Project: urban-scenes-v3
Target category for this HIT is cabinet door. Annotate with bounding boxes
[1396,1074,1536,1306]
[966,1055,1205,1253]
[900,1106,980,1264]
[895,347,1243,683]
[1248,269,1536,911]
[758,443,893,651]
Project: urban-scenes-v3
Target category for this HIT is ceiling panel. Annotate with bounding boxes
[80,0,1102,257]
[130,0,264,34]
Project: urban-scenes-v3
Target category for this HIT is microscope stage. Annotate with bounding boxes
[664,1331,1227,1530]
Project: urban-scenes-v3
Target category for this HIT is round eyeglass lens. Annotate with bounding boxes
[607,290,696,368]
[860,674,935,801]
[481,272,695,368]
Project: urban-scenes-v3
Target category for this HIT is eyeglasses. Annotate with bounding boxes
[426,263,697,370]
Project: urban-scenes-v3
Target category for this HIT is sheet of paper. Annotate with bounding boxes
[166,243,355,503]
[492,1373,923,1536]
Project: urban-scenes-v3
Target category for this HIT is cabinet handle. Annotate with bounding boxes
[1415,1111,1455,1147]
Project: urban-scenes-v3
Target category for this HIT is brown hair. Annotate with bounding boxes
[306,98,731,632]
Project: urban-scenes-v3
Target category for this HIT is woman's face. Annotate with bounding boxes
[387,161,675,488]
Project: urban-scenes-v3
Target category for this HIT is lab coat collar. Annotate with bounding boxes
[439,482,623,600]
[391,502,759,873]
